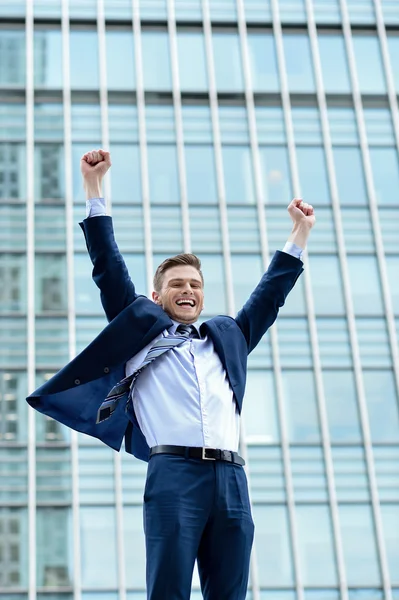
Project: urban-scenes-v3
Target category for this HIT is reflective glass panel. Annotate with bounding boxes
[356,317,392,368]
[323,370,362,442]
[106,30,135,90]
[282,370,321,442]
[34,29,62,87]
[347,255,384,315]
[243,370,280,443]
[0,508,28,587]
[308,254,345,315]
[34,143,65,201]
[283,33,315,92]
[0,254,26,313]
[318,33,351,93]
[185,146,218,204]
[69,30,99,89]
[109,144,141,204]
[259,146,292,204]
[142,31,171,90]
[352,35,386,94]
[231,254,263,310]
[386,256,399,314]
[363,370,399,442]
[74,253,104,315]
[247,32,279,92]
[190,207,222,253]
[80,507,117,588]
[222,146,255,204]
[317,318,352,368]
[148,145,180,204]
[387,34,399,93]
[0,371,27,442]
[151,206,184,253]
[36,508,72,587]
[0,143,26,200]
[200,255,227,316]
[380,504,399,582]
[177,31,207,92]
[123,506,146,588]
[333,147,368,205]
[212,31,244,92]
[369,147,399,206]
[296,146,330,205]
[0,30,25,85]
[35,254,67,313]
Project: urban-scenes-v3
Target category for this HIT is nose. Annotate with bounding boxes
[181,282,193,294]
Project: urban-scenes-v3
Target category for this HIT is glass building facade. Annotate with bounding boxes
[1,0,399,599]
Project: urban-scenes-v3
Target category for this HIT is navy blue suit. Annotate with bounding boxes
[27,216,303,599]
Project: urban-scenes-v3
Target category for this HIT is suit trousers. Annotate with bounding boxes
[143,453,255,600]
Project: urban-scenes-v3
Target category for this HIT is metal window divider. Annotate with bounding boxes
[97,3,127,600]
[339,0,394,596]
[166,0,192,254]
[26,1,37,599]
[61,1,82,599]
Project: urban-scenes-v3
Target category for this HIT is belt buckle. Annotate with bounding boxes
[202,447,216,460]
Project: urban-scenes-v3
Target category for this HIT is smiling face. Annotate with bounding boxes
[152,265,204,324]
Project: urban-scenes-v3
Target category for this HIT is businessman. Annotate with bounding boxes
[28,149,315,600]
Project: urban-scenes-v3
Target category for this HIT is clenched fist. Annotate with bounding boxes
[81,149,111,200]
[287,198,316,250]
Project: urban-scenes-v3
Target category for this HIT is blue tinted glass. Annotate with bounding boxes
[283,33,315,92]
[0,143,26,200]
[243,370,280,442]
[296,505,338,585]
[313,0,340,22]
[200,255,227,315]
[185,146,218,204]
[151,206,183,253]
[35,254,67,313]
[247,33,279,92]
[123,506,146,588]
[347,255,384,315]
[318,34,351,93]
[347,0,375,23]
[147,145,180,204]
[70,31,99,89]
[369,147,399,205]
[109,144,141,204]
[333,147,368,205]
[308,255,345,315]
[212,32,244,92]
[387,35,399,92]
[0,30,25,85]
[252,504,294,586]
[352,35,386,93]
[106,31,135,90]
[357,317,392,368]
[177,32,207,91]
[209,0,237,20]
[296,147,330,204]
[222,146,255,204]
[317,318,352,368]
[363,370,399,441]
[34,143,65,201]
[282,370,321,442]
[34,30,62,87]
[80,507,117,587]
[74,254,103,315]
[36,508,72,586]
[386,256,399,314]
[142,31,172,90]
[0,507,28,586]
[339,505,381,585]
[380,504,399,582]
[279,0,306,21]
[231,254,262,309]
[323,370,362,442]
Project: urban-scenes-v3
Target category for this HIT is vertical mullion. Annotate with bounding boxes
[269,2,305,598]
[167,0,191,253]
[97,4,127,600]
[132,0,153,296]
[61,2,82,600]
[373,0,399,394]
[25,2,36,600]
[339,0,393,596]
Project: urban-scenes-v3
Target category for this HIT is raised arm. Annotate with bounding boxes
[79,149,138,322]
[236,198,315,353]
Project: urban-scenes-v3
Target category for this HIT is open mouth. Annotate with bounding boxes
[176,299,195,307]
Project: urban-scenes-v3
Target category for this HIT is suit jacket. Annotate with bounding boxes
[27,216,303,461]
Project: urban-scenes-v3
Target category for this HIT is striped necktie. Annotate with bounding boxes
[96,324,195,423]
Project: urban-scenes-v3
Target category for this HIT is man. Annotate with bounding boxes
[28,149,315,600]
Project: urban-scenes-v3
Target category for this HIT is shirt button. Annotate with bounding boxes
[104,367,110,373]
[74,379,80,385]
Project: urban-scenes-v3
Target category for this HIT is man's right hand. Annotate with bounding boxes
[81,149,111,199]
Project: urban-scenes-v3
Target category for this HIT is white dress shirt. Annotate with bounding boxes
[87,197,303,450]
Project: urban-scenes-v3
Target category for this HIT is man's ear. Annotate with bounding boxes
[152,290,161,305]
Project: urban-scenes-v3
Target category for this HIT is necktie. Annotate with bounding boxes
[96,324,195,423]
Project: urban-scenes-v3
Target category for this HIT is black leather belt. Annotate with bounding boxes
[149,445,245,466]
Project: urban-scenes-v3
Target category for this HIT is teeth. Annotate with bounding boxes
[177,300,194,306]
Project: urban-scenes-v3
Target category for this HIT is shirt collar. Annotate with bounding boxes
[169,319,201,337]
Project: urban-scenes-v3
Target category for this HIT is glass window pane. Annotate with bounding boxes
[363,370,399,442]
[0,30,25,85]
[34,29,62,87]
[0,508,28,587]
[296,505,338,585]
[34,143,65,201]
[369,147,399,206]
[318,33,351,93]
[109,144,141,204]
[142,31,171,90]
[151,206,183,253]
[333,447,370,502]
[341,207,375,253]
[228,207,261,253]
[279,318,312,368]
[0,371,27,442]
[74,253,103,315]
[380,504,399,582]
[283,33,315,92]
[243,370,280,443]
[201,255,227,316]
[296,147,330,205]
[347,256,384,315]
[352,35,386,94]
[231,254,262,309]
[339,505,381,585]
[222,146,255,204]
[317,318,352,368]
[36,508,72,587]
[0,143,27,200]
[35,254,67,313]
[291,446,328,502]
[123,506,146,588]
[259,146,292,204]
[190,207,222,253]
[177,31,207,91]
[247,32,279,92]
[252,504,294,586]
[148,145,180,204]
[0,317,27,368]
[386,256,399,314]
[387,35,399,93]
[212,32,244,92]
[323,370,362,442]
[106,30,135,90]
[80,507,117,588]
[282,370,321,442]
[333,147,368,205]
[0,254,26,313]
[185,146,218,204]
[70,31,99,89]
[308,255,345,315]
[357,317,392,368]
[364,108,395,146]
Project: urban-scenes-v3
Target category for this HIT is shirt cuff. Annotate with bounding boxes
[282,241,304,260]
[86,197,107,218]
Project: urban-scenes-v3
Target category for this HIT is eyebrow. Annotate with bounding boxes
[168,278,202,285]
